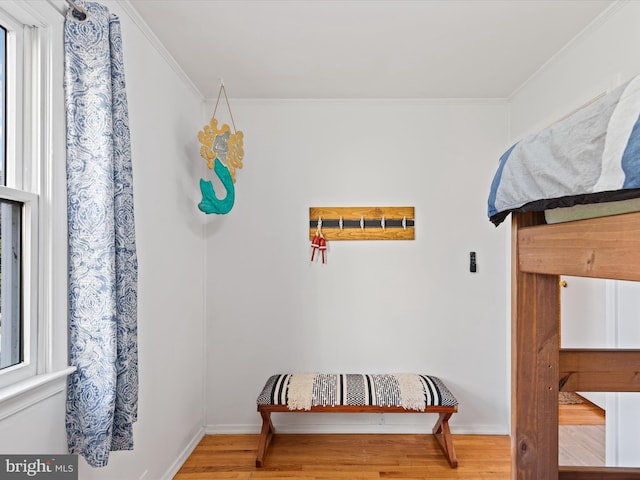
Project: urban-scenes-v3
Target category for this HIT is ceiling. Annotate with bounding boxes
[128,0,615,100]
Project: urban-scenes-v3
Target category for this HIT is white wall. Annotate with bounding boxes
[13,0,640,476]
[204,99,510,435]
[507,0,640,467]
[0,2,207,479]
[560,276,608,410]
[509,3,640,138]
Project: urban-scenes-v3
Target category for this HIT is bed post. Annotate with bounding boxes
[512,212,560,480]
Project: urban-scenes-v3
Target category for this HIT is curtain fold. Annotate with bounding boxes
[64,1,138,468]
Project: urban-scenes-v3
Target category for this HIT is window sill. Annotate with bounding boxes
[0,366,76,421]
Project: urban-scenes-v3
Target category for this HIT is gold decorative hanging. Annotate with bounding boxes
[196,82,245,215]
[198,117,244,183]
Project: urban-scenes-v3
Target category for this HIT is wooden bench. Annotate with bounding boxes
[255,373,459,468]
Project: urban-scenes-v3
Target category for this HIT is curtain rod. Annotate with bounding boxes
[65,0,88,21]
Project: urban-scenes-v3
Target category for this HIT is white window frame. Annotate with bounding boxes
[0,8,39,389]
[0,1,74,420]
[0,188,39,386]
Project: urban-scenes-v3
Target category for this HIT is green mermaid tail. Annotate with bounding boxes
[198,157,235,214]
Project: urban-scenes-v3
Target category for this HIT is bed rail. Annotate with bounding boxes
[516,211,640,281]
[512,211,640,480]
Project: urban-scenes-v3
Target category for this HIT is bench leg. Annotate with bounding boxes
[432,412,458,468]
[256,409,275,467]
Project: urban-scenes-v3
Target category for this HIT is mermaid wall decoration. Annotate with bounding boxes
[197,82,244,215]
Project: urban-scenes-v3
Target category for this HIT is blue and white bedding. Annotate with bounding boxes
[488,74,640,226]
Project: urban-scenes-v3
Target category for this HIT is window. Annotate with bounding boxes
[0,6,41,390]
[0,199,22,370]
[1,25,5,184]
[0,1,74,418]
[0,24,24,373]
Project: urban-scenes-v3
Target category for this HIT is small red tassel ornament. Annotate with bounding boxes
[318,235,327,264]
[311,232,320,261]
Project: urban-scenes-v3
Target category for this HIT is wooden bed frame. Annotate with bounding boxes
[256,404,458,468]
[512,210,640,480]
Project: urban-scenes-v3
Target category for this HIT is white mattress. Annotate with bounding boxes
[544,197,640,224]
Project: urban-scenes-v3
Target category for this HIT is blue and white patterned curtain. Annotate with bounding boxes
[64,1,138,468]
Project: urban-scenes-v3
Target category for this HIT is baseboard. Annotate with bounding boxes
[206,423,258,435]
[160,426,206,480]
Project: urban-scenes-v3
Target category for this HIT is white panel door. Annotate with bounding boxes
[606,280,640,467]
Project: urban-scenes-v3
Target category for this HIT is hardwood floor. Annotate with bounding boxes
[559,425,605,466]
[174,433,511,479]
[559,396,606,467]
[174,401,606,479]
[559,397,605,426]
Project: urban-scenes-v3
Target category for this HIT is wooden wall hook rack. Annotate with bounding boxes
[309,206,415,240]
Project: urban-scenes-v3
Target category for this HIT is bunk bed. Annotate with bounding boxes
[489,74,640,479]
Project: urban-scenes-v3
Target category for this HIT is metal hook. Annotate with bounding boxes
[65,0,88,21]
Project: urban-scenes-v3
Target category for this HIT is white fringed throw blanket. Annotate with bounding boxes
[257,373,458,411]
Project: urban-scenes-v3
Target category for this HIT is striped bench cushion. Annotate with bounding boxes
[256,373,458,411]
